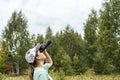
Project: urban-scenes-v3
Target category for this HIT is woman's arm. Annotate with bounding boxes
[44,49,53,68]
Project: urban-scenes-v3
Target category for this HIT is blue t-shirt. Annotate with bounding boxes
[33,64,53,80]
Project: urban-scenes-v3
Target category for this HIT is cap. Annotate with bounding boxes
[25,43,41,63]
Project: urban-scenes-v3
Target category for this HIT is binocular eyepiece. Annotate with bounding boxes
[39,39,52,52]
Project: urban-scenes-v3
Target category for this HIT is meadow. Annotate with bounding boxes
[1,74,120,80]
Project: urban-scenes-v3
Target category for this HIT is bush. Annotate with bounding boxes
[56,70,65,80]
[0,73,4,80]
[49,70,65,80]
[0,68,7,74]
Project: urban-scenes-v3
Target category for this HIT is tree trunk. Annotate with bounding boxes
[15,62,19,76]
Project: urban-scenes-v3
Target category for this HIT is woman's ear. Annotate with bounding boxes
[36,55,40,60]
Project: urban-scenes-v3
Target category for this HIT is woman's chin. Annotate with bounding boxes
[38,58,46,61]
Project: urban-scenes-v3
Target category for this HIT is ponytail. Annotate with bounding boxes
[29,62,36,80]
[29,65,34,80]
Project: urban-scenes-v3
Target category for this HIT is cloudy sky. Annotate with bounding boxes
[0,0,103,37]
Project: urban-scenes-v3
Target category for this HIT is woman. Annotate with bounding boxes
[25,43,53,80]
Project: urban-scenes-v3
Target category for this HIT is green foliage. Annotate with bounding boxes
[54,46,72,75]
[56,70,65,80]
[72,54,80,75]
[36,34,44,43]
[45,27,55,59]
[1,11,31,75]
[72,53,88,75]
[84,9,98,68]
[59,25,84,60]
[45,26,53,40]
[0,0,120,76]
[94,53,105,74]
[0,73,4,80]
[95,0,120,74]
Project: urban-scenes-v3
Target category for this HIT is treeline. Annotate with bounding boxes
[0,0,120,75]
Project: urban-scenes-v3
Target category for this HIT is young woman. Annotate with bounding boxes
[25,43,53,80]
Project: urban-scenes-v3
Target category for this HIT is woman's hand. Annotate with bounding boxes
[44,49,53,68]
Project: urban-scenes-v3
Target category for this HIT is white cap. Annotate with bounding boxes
[25,43,41,63]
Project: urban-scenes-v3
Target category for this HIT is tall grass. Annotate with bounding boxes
[66,74,120,80]
[1,73,120,80]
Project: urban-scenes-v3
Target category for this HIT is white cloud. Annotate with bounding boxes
[0,0,103,37]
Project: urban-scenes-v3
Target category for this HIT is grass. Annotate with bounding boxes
[3,75,29,80]
[1,74,120,80]
[66,74,120,80]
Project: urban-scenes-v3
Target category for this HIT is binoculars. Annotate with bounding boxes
[39,39,52,52]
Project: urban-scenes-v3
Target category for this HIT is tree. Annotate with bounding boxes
[84,9,98,68]
[54,47,72,75]
[45,26,53,40]
[45,26,56,62]
[108,0,120,73]
[72,54,80,75]
[36,34,44,43]
[95,0,120,74]
[1,11,31,75]
[0,41,8,73]
[60,25,83,60]
[58,25,87,74]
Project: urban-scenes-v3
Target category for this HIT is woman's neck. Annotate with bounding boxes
[36,60,44,68]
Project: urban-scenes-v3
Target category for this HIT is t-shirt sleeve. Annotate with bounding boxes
[44,63,49,72]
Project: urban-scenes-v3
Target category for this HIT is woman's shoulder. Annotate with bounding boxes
[43,63,49,71]
[34,64,49,72]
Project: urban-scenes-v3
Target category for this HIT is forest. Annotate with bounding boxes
[0,0,120,79]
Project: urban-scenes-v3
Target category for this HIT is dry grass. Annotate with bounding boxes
[65,74,120,80]
[3,75,29,80]
[1,73,120,80]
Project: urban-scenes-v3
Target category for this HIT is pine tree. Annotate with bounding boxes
[54,47,71,75]
[72,54,80,75]
[45,26,53,40]
[60,25,83,60]
[84,9,98,68]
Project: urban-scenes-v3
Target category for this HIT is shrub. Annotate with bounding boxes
[0,72,4,80]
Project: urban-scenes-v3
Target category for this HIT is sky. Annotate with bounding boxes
[0,0,103,37]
